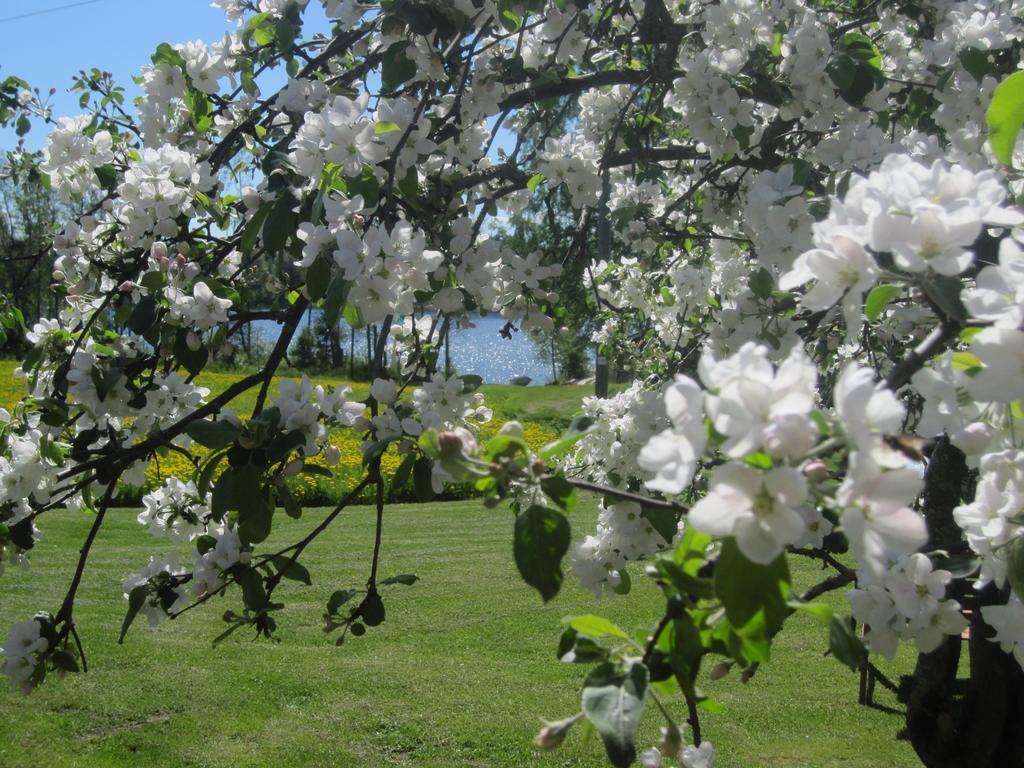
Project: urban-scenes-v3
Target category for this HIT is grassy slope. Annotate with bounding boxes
[0,498,920,768]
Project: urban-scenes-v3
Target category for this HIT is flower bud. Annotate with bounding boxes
[118,280,134,293]
[658,722,683,757]
[241,186,261,210]
[177,242,191,257]
[101,198,114,212]
[324,445,341,466]
[803,461,829,482]
[185,331,202,351]
[438,431,466,458]
[497,420,524,438]
[533,715,580,751]
[282,458,304,477]
[370,378,397,404]
[151,241,168,261]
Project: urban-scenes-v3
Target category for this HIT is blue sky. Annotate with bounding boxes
[1,1,515,159]
[0,0,324,151]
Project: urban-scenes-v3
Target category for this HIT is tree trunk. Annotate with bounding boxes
[905,436,1024,767]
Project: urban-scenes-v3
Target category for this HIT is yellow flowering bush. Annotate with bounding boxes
[1,361,566,505]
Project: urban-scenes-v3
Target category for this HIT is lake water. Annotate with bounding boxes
[251,310,560,385]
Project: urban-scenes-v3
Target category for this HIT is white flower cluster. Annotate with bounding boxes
[0,619,47,693]
[782,154,1022,334]
[190,522,251,598]
[122,555,190,627]
[572,501,671,597]
[115,145,217,246]
[272,375,366,455]
[538,135,602,208]
[289,93,385,179]
[849,553,967,657]
[953,450,1024,588]
[566,381,669,488]
[137,477,211,541]
[411,372,491,432]
[298,201,447,325]
[641,740,716,768]
[40,115,114,199]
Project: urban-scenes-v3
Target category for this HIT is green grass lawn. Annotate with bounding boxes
[0,497,920,767]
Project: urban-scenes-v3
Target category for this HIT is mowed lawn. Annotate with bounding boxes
[0,497,920,767]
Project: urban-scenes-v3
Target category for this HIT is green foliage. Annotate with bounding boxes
[581,661,649,767]
[864,284,901,321]
[987,71,1024,166]
[714,539,791,664]
[513,504,571,602]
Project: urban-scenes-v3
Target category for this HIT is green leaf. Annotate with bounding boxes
[513,505,571,602]
[278,483,302,519]
[527,172,545,192]
[839,32,881,68]
[787,599,833,625]
[567,614,629,640]
[391,452,416,493]
[271,555,312,585]
[375,120,401,134]
[959,47,994,83]
[541,475,577,512]
[459,374,483,393]
[305,257,332,301]
[1006,537,1024,602]
[216,465,273,544]
[119,585,149,644]
[379,574,418,586]
[987,71,1024,166]
[361,591,386,626]
[151,42,186,68]
[580,661,649,768]
[558,627,610,664]
[185,419,239,449]
[667,614,704,697]
[126,296,159,333]
[327,588,359,614]
[173,330,208,376]
[829,616,867,671]
[749,267,774,299]
[865,284,900,321]
[322,274,350,326]
[672,526,712,577]
[413,457,435,502]
[920,273,968,323]
[538,427,589,460]
[263,190,298,254]
[640,506,677,544]
[714,539,790,663]
[196,449,228,498]
[241,204,270,258]
[381,41,417,92]
[238,568,267,612]
[652,557,715,600]
[930,553,980,579]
